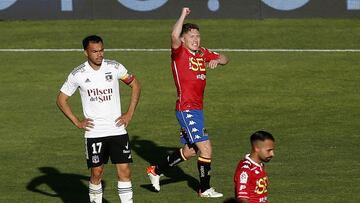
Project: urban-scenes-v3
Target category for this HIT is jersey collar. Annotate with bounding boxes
[182,43,200,56]
[245,154,263,168]
[85,59,104,72]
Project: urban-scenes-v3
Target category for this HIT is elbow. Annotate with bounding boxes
[56,92,66,109]
[56,97,62,109]
[171,30,179,38]
[221,55,229,65]
[171,35,178,44]
[130,78,141,94]
[171,32,181,42]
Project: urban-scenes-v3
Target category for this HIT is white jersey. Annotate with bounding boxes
[60,59,128,138]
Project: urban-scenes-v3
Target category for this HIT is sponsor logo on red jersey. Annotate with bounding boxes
[234,154,269,203]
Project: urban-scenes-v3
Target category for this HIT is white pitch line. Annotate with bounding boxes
[0,48,360,52]
[215,49,360,52]
[0,48,83,52]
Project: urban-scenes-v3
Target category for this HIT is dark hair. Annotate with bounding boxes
[82,35,103,50]
[181,23,200,36]
[250,131,275,146]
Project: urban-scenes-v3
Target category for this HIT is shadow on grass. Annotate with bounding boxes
[130,135,199,192]
[26,167,109,203]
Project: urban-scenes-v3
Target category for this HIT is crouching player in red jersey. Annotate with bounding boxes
[234,131,275,203]
[146,7,229,198]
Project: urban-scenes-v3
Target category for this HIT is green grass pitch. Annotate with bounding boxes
[0,19,359,202]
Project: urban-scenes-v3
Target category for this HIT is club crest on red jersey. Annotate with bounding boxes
[196,49,204,57]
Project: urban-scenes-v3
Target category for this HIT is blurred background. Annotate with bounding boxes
[1,0,360,19]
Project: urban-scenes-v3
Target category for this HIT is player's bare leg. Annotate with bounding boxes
[195,140,212,158]
[116,163,133,203]
[181,143,198,159]
[195,140,223,198]
[89,165,104,203]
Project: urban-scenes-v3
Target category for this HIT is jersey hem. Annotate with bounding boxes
[84,131,128,138]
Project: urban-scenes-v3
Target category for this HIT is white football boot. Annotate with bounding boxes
[146,166,161,192]
[199,187,223,198]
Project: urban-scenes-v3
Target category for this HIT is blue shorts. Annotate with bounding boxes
[176,110,209,145]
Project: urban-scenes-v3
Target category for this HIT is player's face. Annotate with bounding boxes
[85,42,104,68]
[181,29,201,52]
[257,139,275,163]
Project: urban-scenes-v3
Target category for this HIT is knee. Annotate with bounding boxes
[120,167,131,177]
[91,167,104,182]
[197,142,212,158]
[182,147,197,159]
[117,164,131,181]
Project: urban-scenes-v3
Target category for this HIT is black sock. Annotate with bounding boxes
[155,148,186,175]
[197,156,211,193]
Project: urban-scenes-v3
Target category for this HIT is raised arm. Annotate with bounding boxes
[171,7,191,49]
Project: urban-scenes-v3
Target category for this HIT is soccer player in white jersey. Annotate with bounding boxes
[56,35,141,203]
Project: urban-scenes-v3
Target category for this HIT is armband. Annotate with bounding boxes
[121,74,135,85]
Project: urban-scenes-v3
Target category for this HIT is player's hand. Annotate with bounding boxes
[207,59,221,69]
[75,118,94,131]
[182,7,191,17]
[115,112,133,128]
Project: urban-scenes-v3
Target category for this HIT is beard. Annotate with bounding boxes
[262,156,273,163]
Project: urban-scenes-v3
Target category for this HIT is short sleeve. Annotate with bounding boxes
[234,164,251,200]
[113,62,128,80]
[60,73,79,96]
[202,48,220,62]
[171,44,183,59]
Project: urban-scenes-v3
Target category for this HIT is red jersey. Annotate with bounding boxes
[234,154,269,203]
[171,44,220,111]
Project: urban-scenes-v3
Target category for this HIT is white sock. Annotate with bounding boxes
[89,182,102,203]
[118,181,133,203]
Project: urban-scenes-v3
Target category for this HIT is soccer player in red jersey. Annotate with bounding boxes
[234,131,275,203]
[147,7,229,198]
